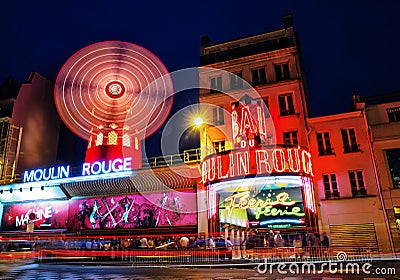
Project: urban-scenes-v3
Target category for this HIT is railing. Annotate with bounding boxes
[37,246,395,265]
[144,148,201,168]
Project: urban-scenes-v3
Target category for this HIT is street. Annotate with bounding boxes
[2,263,399,280]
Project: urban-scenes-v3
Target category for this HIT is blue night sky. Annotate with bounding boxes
[1,0,399,160]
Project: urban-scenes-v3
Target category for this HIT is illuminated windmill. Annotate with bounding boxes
[54,41,173,168]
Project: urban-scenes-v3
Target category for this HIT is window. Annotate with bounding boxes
[394,207,400,234]
[274,63,290,81]
[349,170,367,197]
[341,128,359,153]
[323,174,340,199]
[123,133,131,147]
[278,93,295,116]
[386,148,400,188]
[256,98,270,118]
[213,140,225,153]
[87,135,92,149]
[316,132,333,155]
[251,67,267,86]
[387,107,400,122]
[230,71,243,90]
[212,106,224,125]
[95,132,103,146]
[107,131,118,145]
[210,76,222,93]
[283,130,298,145]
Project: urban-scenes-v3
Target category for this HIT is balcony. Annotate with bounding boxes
[352,188,367,197]
[343,144,361,153]
[325,190,340,199]
[318,148,335,156]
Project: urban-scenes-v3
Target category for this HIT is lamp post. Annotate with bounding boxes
[194,117,210,159]
[194,116,217,236]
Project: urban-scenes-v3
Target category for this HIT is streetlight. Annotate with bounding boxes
[194,117,204,127]
[194,117,211,159]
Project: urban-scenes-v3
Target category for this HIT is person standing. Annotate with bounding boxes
[321,232,329,248]
[206,236,215,249]
[226,237,233,260]
[180,236,189,249]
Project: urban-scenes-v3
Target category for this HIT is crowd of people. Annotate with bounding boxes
[31,230,329,254]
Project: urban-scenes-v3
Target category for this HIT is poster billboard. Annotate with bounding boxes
[68,190,197,230]
[1,200,69,231]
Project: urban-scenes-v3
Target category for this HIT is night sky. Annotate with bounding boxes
[1,1,400,160]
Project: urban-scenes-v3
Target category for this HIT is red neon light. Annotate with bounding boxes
[207,185,217,219]
[287,148,301,172]
[201,146,313,185]
[231,102,267,148]
[302,177,316,213]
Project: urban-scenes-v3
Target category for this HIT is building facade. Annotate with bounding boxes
[199,14,310,153]
[354,92,400,252]
[11,72,61,173]
[308,111,392,251]
[198,14,318,244]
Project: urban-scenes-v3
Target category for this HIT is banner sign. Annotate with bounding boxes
[1,201,69,231]
[67,190,197,230]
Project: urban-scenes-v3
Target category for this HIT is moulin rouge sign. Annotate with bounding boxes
[201,100,313,185]
[201,147,313,184]
[22,157,132,183]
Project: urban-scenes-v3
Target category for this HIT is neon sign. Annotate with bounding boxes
[231,101,268,148]
[217,179,307,229]
[201,146,313,184]
[224,191,305,219]
[23,166,70,183]
[23,157,133,183]
[82,157,132,176]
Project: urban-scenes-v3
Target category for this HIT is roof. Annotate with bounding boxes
[360,91,400,106]
[60,165,200,197]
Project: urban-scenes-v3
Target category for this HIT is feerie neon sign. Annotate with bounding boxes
[23,157,132,183]
[224,191,305,220]
[201,147,313,184]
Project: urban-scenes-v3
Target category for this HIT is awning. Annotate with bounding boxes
[60,165,200,197]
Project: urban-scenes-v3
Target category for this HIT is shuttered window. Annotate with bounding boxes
[329,223,378,250]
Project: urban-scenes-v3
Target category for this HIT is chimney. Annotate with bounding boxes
[283,13,293,28]
[201,35,212,47]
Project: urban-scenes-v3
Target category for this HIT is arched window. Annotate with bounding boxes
[123,133,131,147]
[96,132,103,146]
[135,137,139,150]
[108,131,118,145]
[87,135,92,149]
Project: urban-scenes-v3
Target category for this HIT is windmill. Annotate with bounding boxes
[54,41,173,168]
